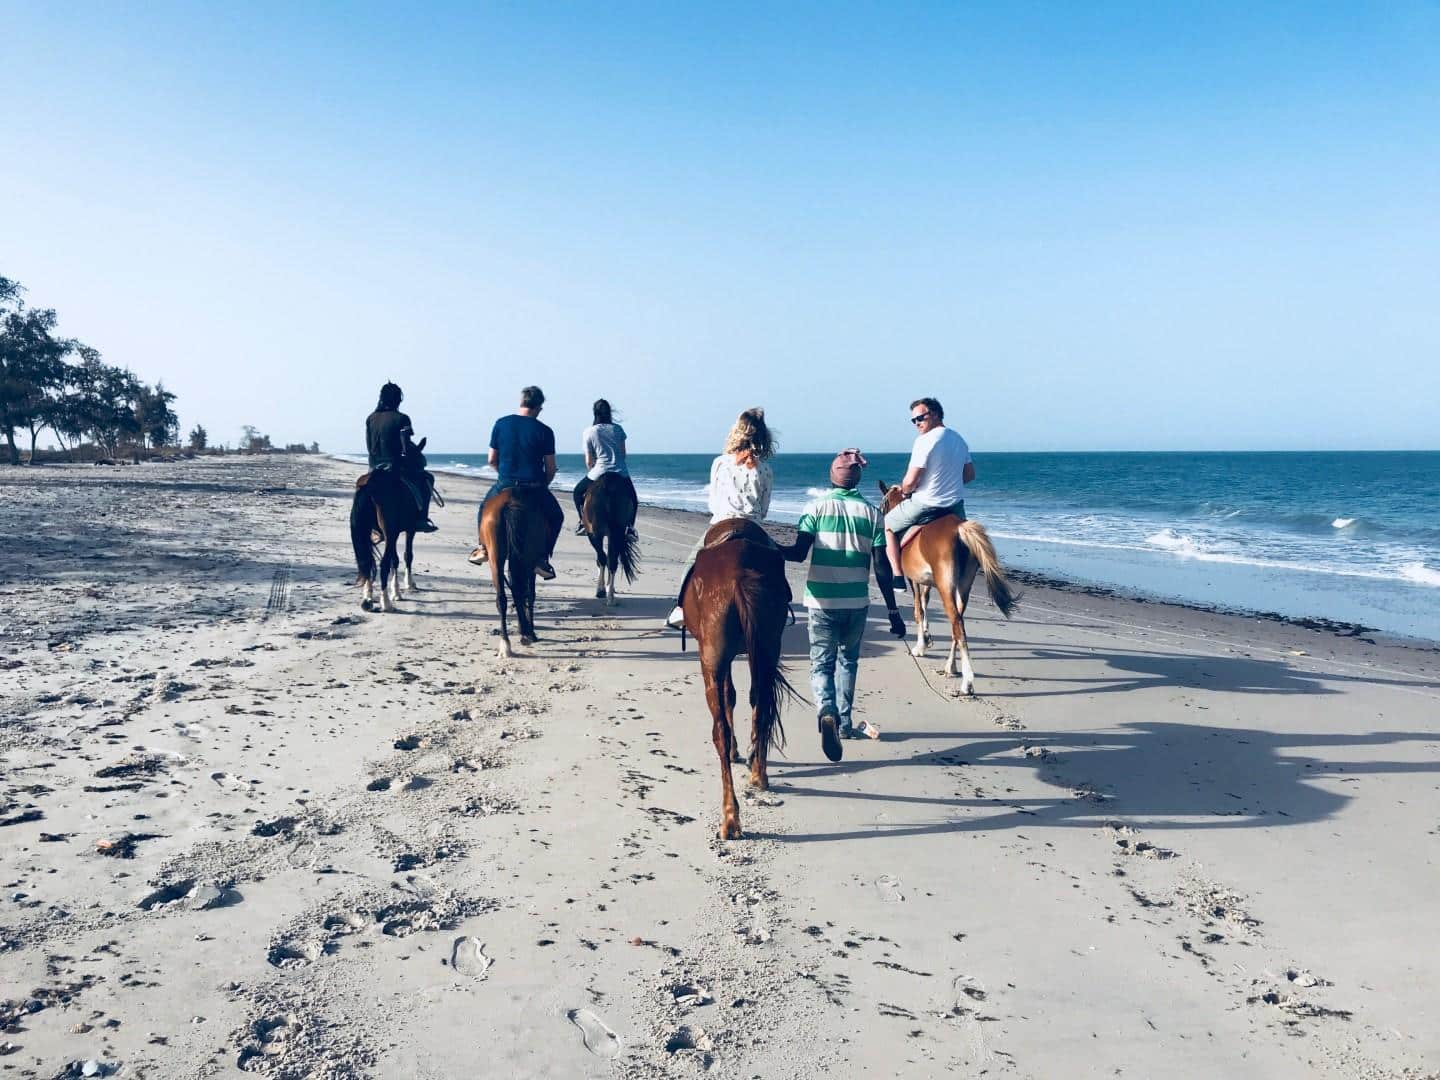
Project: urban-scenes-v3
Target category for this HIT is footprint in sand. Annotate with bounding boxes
[451,936,493,979]
[875,874,905,903]
[567,1008,620,1058]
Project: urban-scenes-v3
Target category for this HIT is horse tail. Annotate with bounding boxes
[350,485,378,584]
[957,519,1019,618]
[616,490,641,583]
[735,552,795,755]
[502,494,530,610]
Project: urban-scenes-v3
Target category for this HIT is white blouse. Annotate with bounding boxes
[707,453,773,523]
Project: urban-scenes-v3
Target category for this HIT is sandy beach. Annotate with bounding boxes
[2,454,1438,1080]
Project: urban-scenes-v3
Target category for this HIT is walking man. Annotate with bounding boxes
[883,397,974,580]
[468,386,564,579]
[781,449,906,762]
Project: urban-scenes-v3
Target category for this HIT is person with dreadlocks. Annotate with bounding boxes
[365,382,437,531]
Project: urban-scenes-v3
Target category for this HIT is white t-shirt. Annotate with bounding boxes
[909,426,971,508]
[582,423,628,481]
[707,453,773,523]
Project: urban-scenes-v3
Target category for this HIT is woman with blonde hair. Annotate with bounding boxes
[665,407,776,629]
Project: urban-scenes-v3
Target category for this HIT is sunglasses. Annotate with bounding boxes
[909,412,932,425]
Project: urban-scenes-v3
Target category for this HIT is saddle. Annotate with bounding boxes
[898,508,962,550]
[356,468,429,516]
[702,518,776,550]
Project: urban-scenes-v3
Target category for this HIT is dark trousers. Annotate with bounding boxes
[480,481,564,558]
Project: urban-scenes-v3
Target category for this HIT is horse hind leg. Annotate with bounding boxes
[910,583,929,657]
[379,537,398,612]
[705,665,742,840]
[402,532,417,592]
[361,576,374,610]
[955,566,980,694]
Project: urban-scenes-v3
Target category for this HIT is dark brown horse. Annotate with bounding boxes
[681,518,795,839]
[351,469,422,612]
[878,482,1018,693]
[479,487,549,657]
[580,473,640,605]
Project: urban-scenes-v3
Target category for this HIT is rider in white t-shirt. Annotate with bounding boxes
[883,396,975,578]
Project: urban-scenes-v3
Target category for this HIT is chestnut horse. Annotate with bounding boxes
[580,473,640,605]
[478,487,549,657]
[681,518,796,840]
[350,469,421,612]
[877,483,1018,694]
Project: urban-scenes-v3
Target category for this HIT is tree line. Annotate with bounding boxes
[0,273,185,465]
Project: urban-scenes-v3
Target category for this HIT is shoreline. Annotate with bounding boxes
[385,456,1439,651]
[332,453,1440,649]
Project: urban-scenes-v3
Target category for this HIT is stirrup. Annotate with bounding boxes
[536,560,556,581]
[420,520,438,533]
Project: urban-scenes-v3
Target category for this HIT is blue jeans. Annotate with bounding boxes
[807,607,867,730]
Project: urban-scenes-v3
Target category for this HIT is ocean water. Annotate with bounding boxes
[339,450,1440,641]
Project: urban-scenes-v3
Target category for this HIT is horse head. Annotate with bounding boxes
[876,479,903,513]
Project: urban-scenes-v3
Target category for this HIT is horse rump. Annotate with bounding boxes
[732,544,797,756]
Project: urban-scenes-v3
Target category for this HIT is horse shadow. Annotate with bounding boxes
[770,719,1440,844]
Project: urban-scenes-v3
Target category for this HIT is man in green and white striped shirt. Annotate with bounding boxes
[781,450,905,762]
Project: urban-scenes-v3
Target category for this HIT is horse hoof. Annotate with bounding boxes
[520,635,536,646]
[962,682,975,696]
[360,599,374,612]
[497,642,513,659]
[719,821,743,841]
[595,588,606,599]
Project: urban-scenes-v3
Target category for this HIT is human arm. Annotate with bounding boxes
[779,510,817,563]
[487,448,499,468]
[964,461,976,485]
[543,454,557,484]
[899,464,924,496]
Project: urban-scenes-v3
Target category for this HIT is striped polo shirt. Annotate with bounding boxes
[795,487,885,610]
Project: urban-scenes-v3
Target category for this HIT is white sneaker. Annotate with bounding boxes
[665,605,686,630]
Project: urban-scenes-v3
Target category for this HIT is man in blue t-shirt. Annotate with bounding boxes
[468,386,564,579]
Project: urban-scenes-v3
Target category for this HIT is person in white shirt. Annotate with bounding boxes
[572,398,639,538]
[665,407,776,630]
[883,396,975,579]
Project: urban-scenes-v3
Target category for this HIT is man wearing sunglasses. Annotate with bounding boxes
[883,397,975,580]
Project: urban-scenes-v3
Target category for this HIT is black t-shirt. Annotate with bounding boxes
[490,414,555,484]
[366,409,412,469]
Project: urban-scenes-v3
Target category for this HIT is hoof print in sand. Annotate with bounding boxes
[875,874,905,903]
[568,1008,620,1058]
[664,1024,715,1067]
[450,936,493,979]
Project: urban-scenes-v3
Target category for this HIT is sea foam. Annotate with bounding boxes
[1399,562,1440,588]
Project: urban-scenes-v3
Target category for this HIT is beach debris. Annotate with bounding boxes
[95,833,162,858]
[669,982,713,1008]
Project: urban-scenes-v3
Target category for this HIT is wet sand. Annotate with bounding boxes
[2,455,1438,1079]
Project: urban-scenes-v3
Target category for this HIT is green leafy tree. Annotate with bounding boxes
[1,304,71,464]
[136,380,179,448]
[188,424,208,451]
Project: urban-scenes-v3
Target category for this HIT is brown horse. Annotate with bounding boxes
[877,483,1018,694]
[581,473,640,605]
[350,469,422,612]
[681,518,796,840]
[479,487,549,657]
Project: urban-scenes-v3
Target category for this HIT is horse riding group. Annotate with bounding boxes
[350,385,1016,839]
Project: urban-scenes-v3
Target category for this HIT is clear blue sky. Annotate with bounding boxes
[3,3,1437,453]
